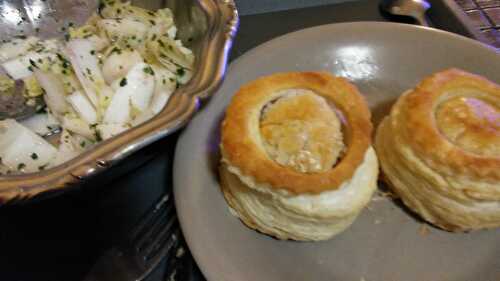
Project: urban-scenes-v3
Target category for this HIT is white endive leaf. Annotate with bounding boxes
[104,62,155,124]
[2,52,56,80]
[0,36,39,62]
[34,70,69,115]
[0,119,57,173]
[21,112,60,136]
[65,39,113,107]
[67,91,98,124]
[102,49,143,85]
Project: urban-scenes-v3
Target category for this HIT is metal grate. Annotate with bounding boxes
[455,0,500,48]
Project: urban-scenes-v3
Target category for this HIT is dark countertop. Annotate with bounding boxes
[0,0,477,280]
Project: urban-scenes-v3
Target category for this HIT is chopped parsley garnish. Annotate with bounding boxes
[64,33,70,41]
[90,50,96,55]
[98,1,106,14]
[29,59,38,69]
[176,68,185,76]
[110,47,122,55]
[17,163,26,170]
[80,141,86,148]
[119,78,127,87]
[149,20,156,25]
[143,66,155,75]
[31,153,38,160]
[95,130,103,142]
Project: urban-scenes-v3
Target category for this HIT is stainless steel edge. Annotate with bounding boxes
[429,0,488,42]
[0,0,239,205]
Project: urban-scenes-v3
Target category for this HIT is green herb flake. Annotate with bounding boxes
[143,66,155,76]
[31,153,38,160]
[119,77,127,87]
[98,1,106,14]
[80,141,86,148]
[29,59,38,69]
[95,131,102,142]
[176,68,185,76]
[90,50,96,55]
[149,20,156,25]
[110,47,122,55]
[17,163,26,170]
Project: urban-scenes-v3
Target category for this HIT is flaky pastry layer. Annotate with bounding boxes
[221,72,372,194]
[220,147,378,241]
[375,69,500,231]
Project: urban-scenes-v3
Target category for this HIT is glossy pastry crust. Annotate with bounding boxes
[221,72,372,194]
[375,68,500,231]
[219,72,378,241]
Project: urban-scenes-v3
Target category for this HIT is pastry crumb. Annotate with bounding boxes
[419,224,430,236]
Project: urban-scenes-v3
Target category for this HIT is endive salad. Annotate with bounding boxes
[0,0,194,175]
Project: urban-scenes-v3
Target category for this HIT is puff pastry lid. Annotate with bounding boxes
[396,68,500,180]
[221,72,372,194]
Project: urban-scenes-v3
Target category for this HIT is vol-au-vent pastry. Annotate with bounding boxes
[219,72,379,241]
[375,68,500,232]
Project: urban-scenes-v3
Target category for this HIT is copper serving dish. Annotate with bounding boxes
[0,0,238,204]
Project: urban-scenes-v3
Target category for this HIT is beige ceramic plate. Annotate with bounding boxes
[174,22,500,281]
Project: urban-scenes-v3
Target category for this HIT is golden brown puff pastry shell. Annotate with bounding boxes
[375,68,500,231]
[221,72,372,194]
[219,72,379,241]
